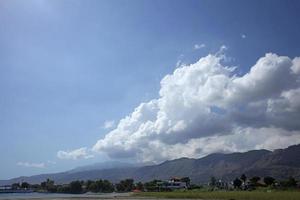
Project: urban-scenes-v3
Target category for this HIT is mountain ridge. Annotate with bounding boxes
[1,144,299,185]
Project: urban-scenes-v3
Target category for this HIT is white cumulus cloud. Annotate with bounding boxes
[92,52,300,163]
[57,147,94,160]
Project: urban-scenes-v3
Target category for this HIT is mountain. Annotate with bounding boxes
[1,144,300,185]
[68,161,139,173]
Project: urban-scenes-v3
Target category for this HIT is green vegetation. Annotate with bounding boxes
[87,179,114,193]
[3,174,299,197]
[116,179,134,192]
[264,176,275,186]
[20,182,30,189]
[233,178,242,188]
[135,174,300,200]
[250,176,260,185]
[135,190,300,200]
[144,179,163,191]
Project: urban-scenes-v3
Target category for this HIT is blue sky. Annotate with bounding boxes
[1,0,300,179]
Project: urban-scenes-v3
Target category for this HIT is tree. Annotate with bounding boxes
[101,180,114,192]
[286,177,297,187]
[57,185,70,193]
[116,179,134,192]
[85,180,94,190]
[144,180,161,192]
[45,179,54,185]
[88,182,98,192]
[41,181,47,189]
[233,178,242,189]
[47,179,56,192]
[281,177,297,188]
[21,182,30,189]
[85,179,114,193]
[135,182,144,191]
[11,183,20,190]
[69,180,83,194]
[264,176,275,186]
[47,184,57,193]
[30,184,41,190]
[240,174,247,183]
[41,179,55,192]
[250,176,260,185]
[210,176,216,187]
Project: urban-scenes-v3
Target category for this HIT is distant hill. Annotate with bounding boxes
[67,161,139,173]
[1,144,300,185]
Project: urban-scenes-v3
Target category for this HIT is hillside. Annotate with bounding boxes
[1,144,300,185]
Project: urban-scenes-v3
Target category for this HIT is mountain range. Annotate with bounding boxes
[1,144,300,185]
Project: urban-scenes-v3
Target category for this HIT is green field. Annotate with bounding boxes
[135,190,300,200]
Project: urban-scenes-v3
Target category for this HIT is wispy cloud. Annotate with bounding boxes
[57,147,94,160]
[17,162,45,168]
[47,160,56,165]
[176,54,185,68]
[194,43,206,50]
[219,44,228,51]
[102,120,115,129]
[215,45,229,58]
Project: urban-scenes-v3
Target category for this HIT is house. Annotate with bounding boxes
[0,185,12,190]
[157,177,188,191]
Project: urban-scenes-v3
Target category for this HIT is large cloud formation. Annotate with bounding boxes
[93,53,300,163]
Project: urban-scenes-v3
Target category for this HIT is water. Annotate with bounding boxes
[0,192,130,199]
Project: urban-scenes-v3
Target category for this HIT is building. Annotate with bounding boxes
[157,177,188,191]
[0,185,12,190]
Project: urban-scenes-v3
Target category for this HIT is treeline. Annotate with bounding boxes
[11,178,189,193]
[10,178,144,194]
[9,175,299,194]
[210,174,299,191]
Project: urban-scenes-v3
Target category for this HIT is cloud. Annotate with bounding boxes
[57,147,94,160]
[103,120,115,129]
[47,160,56,165]
[219,45,228,52]
[176,54,185,68]
[241,34,246,39]
[92,52,300,163]
[194,43,206,50]
[17,162,45,168]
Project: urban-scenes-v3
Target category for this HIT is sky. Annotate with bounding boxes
[1,0,300,180]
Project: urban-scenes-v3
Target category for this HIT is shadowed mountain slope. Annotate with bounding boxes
[1,144,299,185]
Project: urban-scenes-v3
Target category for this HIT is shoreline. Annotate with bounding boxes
[0,192,134,200]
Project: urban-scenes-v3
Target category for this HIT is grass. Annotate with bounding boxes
[134,190,300,200]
